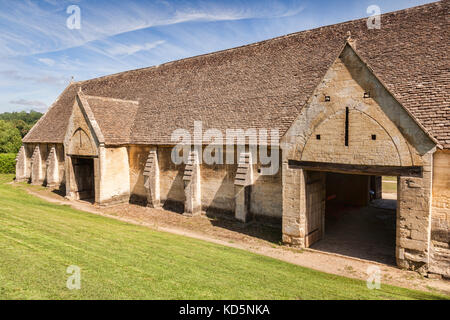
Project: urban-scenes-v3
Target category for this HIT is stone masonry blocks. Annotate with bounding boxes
[396,152,433,273]
[282,161,306,247]
[183,150,201,216]
[234,152,254,223]
[143,149,160,208]
[46,146,60,188]
[15,146,29,182]
[30,145,43,185]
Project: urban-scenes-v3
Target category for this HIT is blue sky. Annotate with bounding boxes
[0,0,435,113]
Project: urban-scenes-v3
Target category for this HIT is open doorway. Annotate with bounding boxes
[372,176,397,210]
[309,171,397,265]
[71,156,95,202]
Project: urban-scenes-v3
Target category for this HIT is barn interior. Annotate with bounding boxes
[310,172,397,265]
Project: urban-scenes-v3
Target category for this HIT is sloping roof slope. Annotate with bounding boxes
[84,95,139,145]
[23,1,449,148]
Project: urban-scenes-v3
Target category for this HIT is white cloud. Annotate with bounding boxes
[170,10,248,24]
[38,58,55,66]
[0,0,305,58]
[105,40,166,56]
[170,5,304,24]
[0,70,68,85]
[10,99,47,107]
[9,99,48,111]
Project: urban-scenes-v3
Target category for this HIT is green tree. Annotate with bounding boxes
[0,110,43,141]
[0,120,22,153]
[0,110,43,125]
[12,119,33,138]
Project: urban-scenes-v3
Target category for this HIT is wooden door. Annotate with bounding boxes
[305,172,326,247]
[73,157,94,200]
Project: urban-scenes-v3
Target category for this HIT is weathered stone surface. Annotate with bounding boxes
[234,152,254,223]
[411,229,428,242]
[396,152,433,270]
[15,146,29,182]
[30,145,43,185]
[46,146,59,188]
[143,149,160,208]
[398,238,428,252]
[432,150,450,210]
[183,150,201,216]
[98,146,130,205]
[281,162,306,247]
[127,145,282,217]
[429,244,450,278]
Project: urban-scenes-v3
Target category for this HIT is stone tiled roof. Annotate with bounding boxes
[24,83,79,144]
[84,95,139,145]
[23,1,449,148]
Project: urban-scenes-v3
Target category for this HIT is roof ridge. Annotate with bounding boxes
[83,94,139,104]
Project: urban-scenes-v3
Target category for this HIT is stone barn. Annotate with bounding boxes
[16,2,449,277]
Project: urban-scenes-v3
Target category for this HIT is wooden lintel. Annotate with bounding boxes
[288,160,423,177]
[66,154,98,159]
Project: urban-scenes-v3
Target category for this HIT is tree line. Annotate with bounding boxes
[0,111,43,154]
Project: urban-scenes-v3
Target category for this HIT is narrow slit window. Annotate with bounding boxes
[345,107,349,146]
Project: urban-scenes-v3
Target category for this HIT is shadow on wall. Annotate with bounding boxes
[162,169,185,214]
[204,174,282,244]
[204,175,234,218]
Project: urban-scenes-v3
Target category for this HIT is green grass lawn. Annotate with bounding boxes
[382,176,397,193]
[0,174,446,300]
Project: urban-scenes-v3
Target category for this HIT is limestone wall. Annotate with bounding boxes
[396,151,433,273]
[129,146,185,209]
[432,150,450,209]
[128,145,151,201]
[159,147,186,209]
[281,164,306,246]
[200,162,235,214]
[430,150,450,277]
[251,162,282,220]
[98,146,130,205]
[19,143,65,188]
[128,145,282,219]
